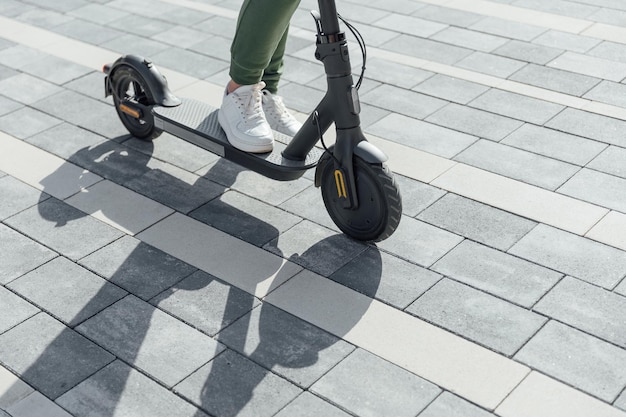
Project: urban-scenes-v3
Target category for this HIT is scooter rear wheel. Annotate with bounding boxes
[111,66,161,140]
[319,153,401,242]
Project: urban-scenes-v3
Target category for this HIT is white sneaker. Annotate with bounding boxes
[218,82,274,153]
[261,90,302,137]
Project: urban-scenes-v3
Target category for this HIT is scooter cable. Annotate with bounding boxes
[338,14,367,90]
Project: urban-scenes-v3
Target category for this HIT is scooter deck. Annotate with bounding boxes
[153,99,322,181]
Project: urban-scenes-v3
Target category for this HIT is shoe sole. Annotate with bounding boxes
[218,110,274,154]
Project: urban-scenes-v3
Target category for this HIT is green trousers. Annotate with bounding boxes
[229,0,301,94]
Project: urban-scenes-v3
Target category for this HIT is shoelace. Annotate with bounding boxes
[236,84,265,124]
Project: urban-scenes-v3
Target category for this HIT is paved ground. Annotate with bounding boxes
[1,0,626,416]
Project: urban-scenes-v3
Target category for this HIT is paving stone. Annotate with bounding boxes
[20,0,88,13]
[5,198,123,261]
[426,103,523,142]
[57,360,208,417]
[15,8,74,28]
[106,13,176,37]
[589,41,626,64]
[418,193,537,251]
[419,392,493,417]
[374,14,447,38]
[0,63,17,81]
[150,47,228,79]
[366,112,478,158]
[21,55,92,86]
[588,7,626,26]
[469,17,546,41]
[63,71,109,102]
[559,168,626,213]
[100,33,171,57]
[0,286,39,334]
[279,185,339,232]
[0,0,34,17]
[312,348,441,417]
[454,139,579,190]
[264,221,367,277]
[52,19,124,45]
[77,295,224,387]
[431,240,561,308]
[532,30,601,53]
[515,321,626,402]
[274,392,351,417]
[407,279,546,355]
[281,56,326,85]
[535,276,626,348]
[509,63,600,96]
[190,15,236,38]
[361,84,447,119]
[509,224,626,289]
[0,106,62,139]
[493,39,564,65]
[412,5,483,27]
[0,176,47,220]
[8,257,127,327]
[218,303,354,388]
[456,51,527,78]
[469,88,564,125]
[188,34,232,62]
[413,74,490,105]
[175,349,302,417]
[0,365,34,410]
[546,108,626,148]
[152,270,258,336]
[151,25,212,49]
[617,279,626,297]
[381,34,473,65]
[502,123,606,166]
[361,57,433,89]
[432,27,508,53]
[68,3,128,24]
[6,391,73,417]
[0,95,23,116]
[512,0,599,18]
[548,51,626,82]
[588,146,626,179]
[0,73,62,105]
[25,123,107,160]
[616,390,626,411]
[190,190,301,247]
[329,247,442,309]
[393,175,446,217]
[0,224,57,285]
[79,235,196,301]
[0,45,48,70]
[0,313,114,399]
[583,80,626,108]
[154,6,213,26]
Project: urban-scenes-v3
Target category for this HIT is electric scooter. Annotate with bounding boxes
[103,0,401,241]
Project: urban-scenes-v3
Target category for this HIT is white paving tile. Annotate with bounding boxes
[264,270,529,410]
[136,213,302,297]
[583,23,626,46]
[0,132,101,200]
[65,180,174,235]
[431,164,608,235]
[0,366,33,410]
[496,371,626,417]
[586,211,626,252]
[548,52,626,82]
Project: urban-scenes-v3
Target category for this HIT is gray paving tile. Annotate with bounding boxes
[151,24,212,48]
[426,103,523,142]
[418,193,538,252]
[0,286,39,334]
[509,64,600,96]
[312,348,441,417]
[432,27,508,53]
[559,168,626,213]
[274,392,351,417]
[57,360,208,417]
[456,52,527,78]
[588,7,626,26]
[515,321,626,402]
[329,247,442,309]
[191,15,236,38]
[357,0,425,14]
[15,8,75,29]
[469,89,564,125]
[501,123,606,166]
[374,14,447,38]
[381,34,473,65]
[272,82,325,113]
[0,313,114,399]
[0,0,34,17]
[377,216,464,267]
[264,221,367,276]
[412,5,483,27]
[19,0,88,13]
[51,19,124,45]
[281,56,327,85]
[512,0,599,18]
[0,106,62,139]
[5,198,124,261]
[218,303,354,388]
[493,39,564,65]
[469,17,546,41]
[150,47,228,79]
[26,123,107,160]
[407,279,546,355]
[152,270,259,336]
[100,33,171,57]
[533,30,601,53]
[616,390,626,411]
[589,41,626,64]
[588,146,626,179]
[361,57,434,89]
[366,112,478,158]
[106,13,176,37]
[175,349,302,417]
[0,63,18,81]
[77,295,224,387]
[454,139,580,190]
[190,190,301,247]
[0,176,47,220]
[393,175,446,217]
[432,240,561,308]
[509,224,626,289]
[8,257,126,327]
[279,184,339,231]
[361,84,447,119]
[419,392,493,417]
[535,276,626,348]
[188,34,232,62]
[154,6,213,26]
[583,80,626,108]
[0,224,57,285]
[63,71,109,102]
[0,45,48,70]
[21,55,92,86]
[617,278,626,297]
[79,235,196,301]
[0,95,23,117]
[0,73,63,105]
[546,108,626,148]
[413,74,490,105]
[68,3,129,24]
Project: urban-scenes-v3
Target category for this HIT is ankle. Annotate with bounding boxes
[226,80,242,95]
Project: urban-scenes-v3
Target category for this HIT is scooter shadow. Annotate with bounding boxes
[2,136,382,417]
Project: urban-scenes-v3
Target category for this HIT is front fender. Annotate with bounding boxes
[314,141,388,187]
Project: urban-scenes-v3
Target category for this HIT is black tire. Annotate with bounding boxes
[319,153,402,242]
[110,66,161,140]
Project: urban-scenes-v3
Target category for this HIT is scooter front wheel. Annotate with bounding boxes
[110,65,161,140]
[319,154,401,242]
